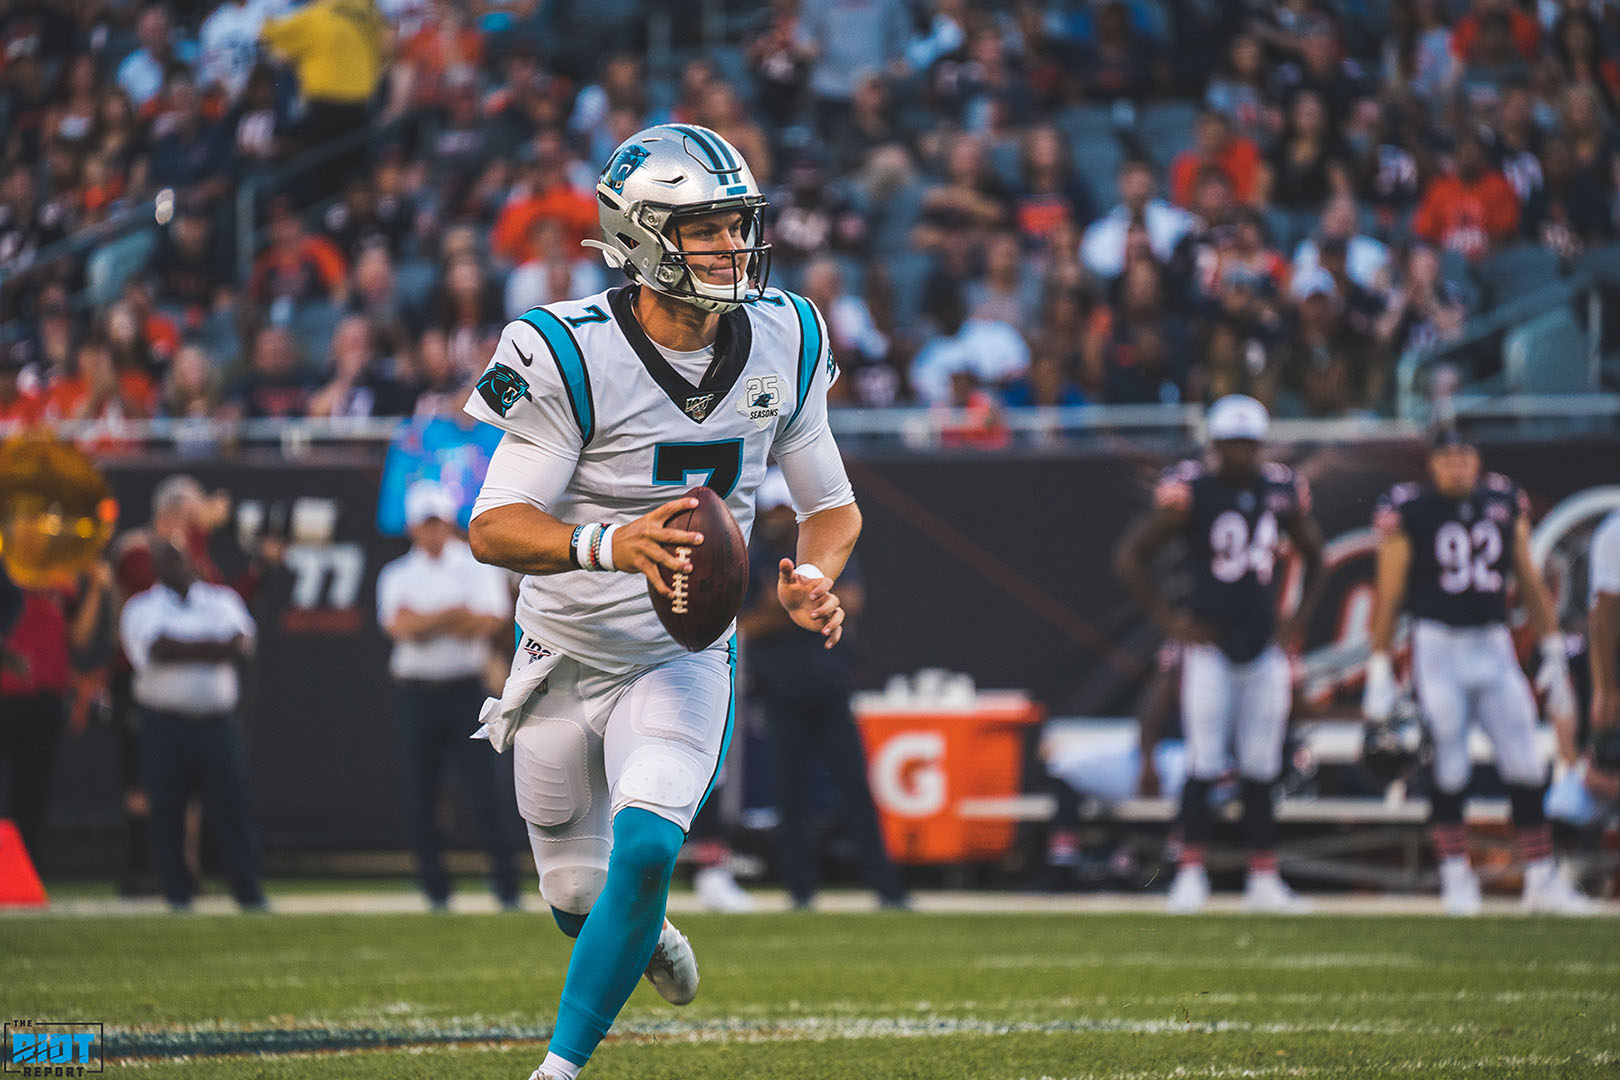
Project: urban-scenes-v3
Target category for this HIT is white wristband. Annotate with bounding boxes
[572,523,594,571]
[1540,634,1567,665]
[599,524,620,572]
[793,563,826,583]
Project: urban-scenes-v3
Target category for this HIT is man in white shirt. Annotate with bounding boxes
[119,539,263,911]
[199,0,268,105]
[1080,157,1197,281]
[376,480,519,910]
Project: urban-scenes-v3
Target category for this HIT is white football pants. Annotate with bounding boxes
[1410,619,1543,793]
[510,640,733,914]
[1180,643,1292,782]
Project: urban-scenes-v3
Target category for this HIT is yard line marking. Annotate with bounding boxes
[99,1014,1511,1061]
[975,953,1620,975]
[1030,1048,1620,1080]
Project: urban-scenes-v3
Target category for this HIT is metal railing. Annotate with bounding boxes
[0,194,162,302]
[1394,260,1618,422]
[2,405,1548,462]
[232,114,418,284]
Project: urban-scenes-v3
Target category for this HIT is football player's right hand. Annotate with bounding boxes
[1362,651,1397,722]
[613,497,703,597]
[1160,610,1217,645]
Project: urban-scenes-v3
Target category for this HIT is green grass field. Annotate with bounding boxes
[3,908,1617,1079]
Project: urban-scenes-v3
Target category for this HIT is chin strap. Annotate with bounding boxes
[583,239,745,313]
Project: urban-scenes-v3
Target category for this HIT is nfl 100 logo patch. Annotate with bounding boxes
[5,1021,104,1076]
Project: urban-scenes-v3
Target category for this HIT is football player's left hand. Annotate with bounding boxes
[777,559,844,649]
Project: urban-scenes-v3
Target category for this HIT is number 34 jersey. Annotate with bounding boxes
[1374,473,1527,628]
[1156,459,1311,662]
[464,284,841,673]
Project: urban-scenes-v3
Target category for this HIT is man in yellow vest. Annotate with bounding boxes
[260,0,385,187]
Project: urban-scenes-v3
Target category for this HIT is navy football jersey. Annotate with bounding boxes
[1156,459,1311,662]
[1374,473,1528,627]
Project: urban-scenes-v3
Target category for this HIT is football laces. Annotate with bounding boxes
[670,546,692,614]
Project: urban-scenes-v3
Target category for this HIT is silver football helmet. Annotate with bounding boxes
[584,124,771,313]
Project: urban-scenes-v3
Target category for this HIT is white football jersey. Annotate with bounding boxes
[464,284,842,673]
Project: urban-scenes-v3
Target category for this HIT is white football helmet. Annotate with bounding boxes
[1205,394,1269,443]
[584,124,771,313]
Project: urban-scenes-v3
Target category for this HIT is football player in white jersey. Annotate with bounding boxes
[464,124,860,1080]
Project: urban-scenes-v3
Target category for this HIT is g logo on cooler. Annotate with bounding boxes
[868,731,947,817]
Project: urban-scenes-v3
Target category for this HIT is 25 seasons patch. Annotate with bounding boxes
[737,374,781,429]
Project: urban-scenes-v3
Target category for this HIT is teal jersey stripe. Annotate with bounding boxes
[694,636,738,821]
[783,291,822,429]
[520,307,595,445]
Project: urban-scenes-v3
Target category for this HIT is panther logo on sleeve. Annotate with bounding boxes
[477,363,533,417]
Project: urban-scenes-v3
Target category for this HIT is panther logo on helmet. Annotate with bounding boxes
[603,144,650,193]
[583,124,771,314]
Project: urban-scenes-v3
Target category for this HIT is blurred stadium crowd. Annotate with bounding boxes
[2,0,1619,436]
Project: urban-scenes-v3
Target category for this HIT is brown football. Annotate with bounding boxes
[648,485,750,651]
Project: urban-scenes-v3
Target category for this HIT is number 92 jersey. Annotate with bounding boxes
[463,284,841,673]
[1156,459,1311,662]
[1374,473,1527,628]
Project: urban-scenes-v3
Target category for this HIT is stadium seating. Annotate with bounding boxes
[1502,307,1591,395]
[84,227,158,310]
[1477,245,1566,307]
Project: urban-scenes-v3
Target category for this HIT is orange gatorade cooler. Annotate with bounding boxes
[855,687,1044,864]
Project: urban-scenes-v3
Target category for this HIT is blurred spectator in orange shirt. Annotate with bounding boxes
[490,140,597,265]
[1452,0,1539,65]
[43,335,157,422]
[249,197,349,310]
[1171,111,1263,208]
[1413,130,1520,261]
[937,364,1010,450]
[392,1,485,111]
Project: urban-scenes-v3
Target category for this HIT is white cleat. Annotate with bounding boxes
[1167,864,1210,914]
[1521,861,1598,916]
[524,1071,564,1080]
[1439,860,1482,917]
[643,918,700,1004]
[1242,871,1311,914]
[694,865,755,913]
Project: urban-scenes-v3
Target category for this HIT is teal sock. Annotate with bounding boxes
[548,807,684,1066]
